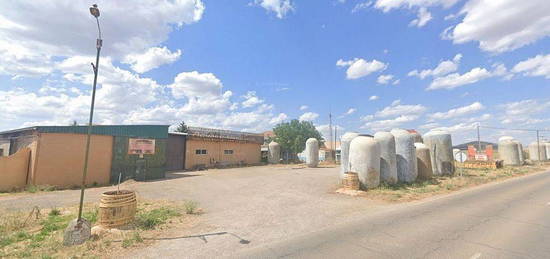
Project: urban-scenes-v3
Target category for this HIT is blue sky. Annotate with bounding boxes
[0,0,549,144]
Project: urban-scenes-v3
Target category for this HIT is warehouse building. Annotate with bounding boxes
[181,127,263,170]
[0,125,168,191]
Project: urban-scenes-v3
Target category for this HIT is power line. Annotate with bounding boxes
[478,125,550,132]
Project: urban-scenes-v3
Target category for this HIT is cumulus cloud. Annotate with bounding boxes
[299,112,319,121]
[408,54,462,79]
[0,0,204,78]
[360,100,427,131]
[375,100,427,118]
[369,95,379,101]
[336,58,388,79]
[170,71,223,99]
[428,102,484,120]
[270,113,288,124]
[241,91,264,108]
[300,105,309,111]
[363,115,420,131]
[427,67,492,90]
[512,54,550,79]
[254,0,294,19]
[445,0,550,53]
[377,74,394,84]
[499,99,550,125]
[352,1,373,13]
[409,7,432,28]
[123,47,182,73]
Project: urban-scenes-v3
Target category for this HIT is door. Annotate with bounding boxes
[166,134,186,171]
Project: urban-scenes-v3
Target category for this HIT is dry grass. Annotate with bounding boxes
[355,163,550,203]
[0,200,201,258]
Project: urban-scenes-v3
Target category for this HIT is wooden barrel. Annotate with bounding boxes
[98,190,137,228]
[342,172,360,190]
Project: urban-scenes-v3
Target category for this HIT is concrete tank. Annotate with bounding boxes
[546,143,550,160]
[528,142,547,161]
[410,131,423,143]
[348,136,380,189]
[415,143,433,180]
[305,138,319,167]
[498,136,514,142]
[512,140,524,163]
[499,139,521,166]
[423,130,455,176]
[374,132,397,184]
[268,141,281,164]
[390,129,417,183]
[340,132,359,180]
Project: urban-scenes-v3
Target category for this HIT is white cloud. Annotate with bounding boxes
[374,0,459,26]
[0,0,204,78]
[254,0,295,19]
[270,113,288,124]
[299,112,319,121]
[300,105,309,111]
[375,100,427,118]
[512,54,550,79]
[352,1,373,13]
[377,74,394,84]
[170,71,223,99]
[363,115,420,131]
[123,47,182,73]
[408,54,462,79]
[241,91,264,108]
[427,67,492,90]
[345,108,356,115]
[409,7,432,27]
[316,124,345,140]
[369,95,379,101]
[428,102,484,120]
[336,58,388,79]
[445,0,550,53]
[499,99,550,125]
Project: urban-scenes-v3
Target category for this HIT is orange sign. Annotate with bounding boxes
[128,138,155,155]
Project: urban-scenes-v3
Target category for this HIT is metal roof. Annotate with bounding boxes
[0,125,169,139]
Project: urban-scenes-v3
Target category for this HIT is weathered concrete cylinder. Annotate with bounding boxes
[305,138,319,167]
[374,132,397,184]
[546,143,550,160]
[423,130,455,176]
[415,143,433,180]
[348,136,380,189]
[340,132,359,180]
[499,139,521,166]
[268,141,281,164]
[410,131,423,143]
[528,142,547,161]
[498,136,514,142]
[390,129,417,183]
[513,140,524,163]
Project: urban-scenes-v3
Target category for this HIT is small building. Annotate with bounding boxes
[0,125,168,191]
[182,127,263,170]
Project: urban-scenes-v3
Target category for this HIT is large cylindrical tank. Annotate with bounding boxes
[528,142,547,161]
[374,132,397,184]
[415,143,432,180]
[512,140,523,163]
[390,129,417,183]
[423,130,455,176]
[499,139,521,166]
[268,141,281,164]
[410,131,423,143]
[340,132,359,180]
[546,143,550,160]
[305,138,319,167]
[348,136,380,189]
[498,136,514,142]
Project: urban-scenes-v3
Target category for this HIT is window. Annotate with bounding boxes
[224,150,234,155]
[195,149,207,155]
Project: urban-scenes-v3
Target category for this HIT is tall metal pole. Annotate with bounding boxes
[477,123,481,152]
[78,12,102,221]
[537,130,543,162]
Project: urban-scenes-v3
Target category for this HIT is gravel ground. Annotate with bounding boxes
[0,165,385,258]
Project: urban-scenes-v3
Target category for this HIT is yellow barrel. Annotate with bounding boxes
[342,172,360,190]
[98,190,137,228]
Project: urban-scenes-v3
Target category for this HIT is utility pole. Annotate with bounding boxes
[477,123,481,153]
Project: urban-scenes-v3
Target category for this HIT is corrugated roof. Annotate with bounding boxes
[0,125,169,139]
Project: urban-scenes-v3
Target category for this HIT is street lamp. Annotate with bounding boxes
[64,4,103,246]
[77,3,103,221]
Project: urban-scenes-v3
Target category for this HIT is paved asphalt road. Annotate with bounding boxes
[235,170,550,259]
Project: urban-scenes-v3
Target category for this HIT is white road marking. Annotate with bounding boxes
[470,252,482,259]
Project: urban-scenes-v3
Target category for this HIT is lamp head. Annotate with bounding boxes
[89,4,100,18]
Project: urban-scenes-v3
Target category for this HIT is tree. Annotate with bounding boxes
[175,121,188,133]
[70,120,78,126]
[272,119,324,160]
